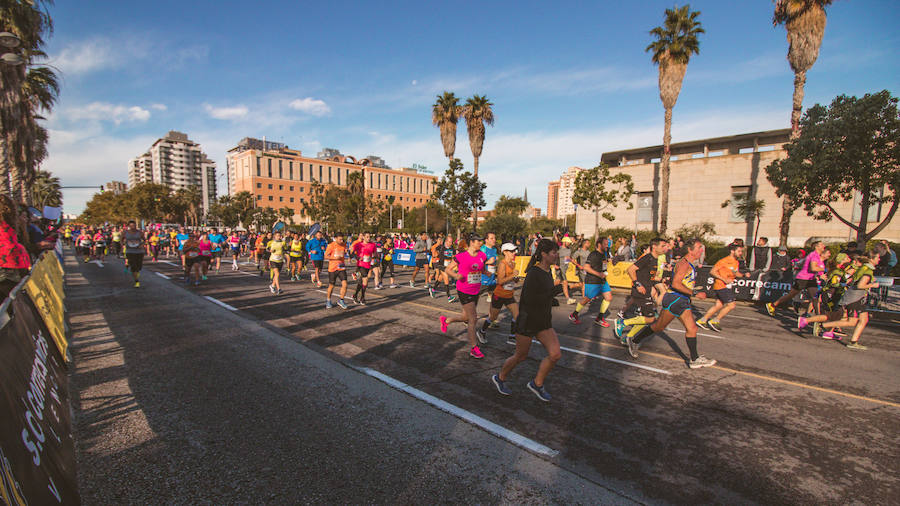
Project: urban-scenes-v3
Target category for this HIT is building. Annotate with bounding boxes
[103,181,127,194]
[128,131,217,215]
[573,128,900,245]
[226,138,437,225]
[546,181,559,219]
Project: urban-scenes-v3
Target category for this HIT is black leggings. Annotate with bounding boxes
[381,261,394,277]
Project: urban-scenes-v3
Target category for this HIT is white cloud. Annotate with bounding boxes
[289,97,331,117]
[150,103,167,111]
[65,102,151,124]
[204,104,249,120]
[411,80,418,86]
[52,39,118,75]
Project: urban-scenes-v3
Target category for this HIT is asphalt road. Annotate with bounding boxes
[67,251,900,504]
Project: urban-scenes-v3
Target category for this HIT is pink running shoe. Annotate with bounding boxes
[798,316,808,329]
[822,330,841,340]
[469,345,485,359]
[440,315,448,333]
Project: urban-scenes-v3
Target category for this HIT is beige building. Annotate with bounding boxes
[128,131,217,215]
[574,129,899,246]
[103,181,127,194]
[227,139,436,225]
[546,181,560,219]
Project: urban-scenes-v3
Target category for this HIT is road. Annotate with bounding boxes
[67,251,900,504]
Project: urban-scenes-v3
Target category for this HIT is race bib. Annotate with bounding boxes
[362,255,371,263]
[271,254,283,262]
[444,259,451,267]
[503,281,516,290]
[126,240,141,248]
[467,272,481,284]
[487,265,496,274]
[188,251,199,258]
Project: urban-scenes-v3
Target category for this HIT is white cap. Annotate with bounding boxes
[501,242,517,252]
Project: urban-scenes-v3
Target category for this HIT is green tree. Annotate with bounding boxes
[766,91,900,243]
[80,190,130,225]
[494,195,529,216]
[251,206,278,232]
[479,213,528,240]
[571,163,635,240]
[721,196,766,247]
[431,158,485,237]
[277,206,295,225]
[32,169,61,207]
[129,183,172,222]
[529,216,564,237]
[432,91,461,169]
[460,94,494,231]
[646,4,704,234]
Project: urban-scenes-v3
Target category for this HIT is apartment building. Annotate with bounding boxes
[546,167,583,220]
[546,181,559,220]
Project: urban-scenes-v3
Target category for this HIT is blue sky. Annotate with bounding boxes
[43,0,899,215]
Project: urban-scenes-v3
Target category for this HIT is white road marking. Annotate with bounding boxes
[155,272,170,279]
[203,296,237,311]
[559,346,671,375]
[663,327,725,339]
[90,260,104,268]
[356,367,559,458]
[160,260,179,266]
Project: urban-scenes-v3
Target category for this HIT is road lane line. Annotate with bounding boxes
[155,272,170,279]
[204,295,237,311]
[356,367,559,458]
[558,346,670,375]
[160,260,179,266]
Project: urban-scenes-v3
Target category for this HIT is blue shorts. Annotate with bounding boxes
[585,282,611,300]
[661,292,692,317]
[715,287,736,304]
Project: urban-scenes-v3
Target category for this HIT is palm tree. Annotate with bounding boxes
[773,0,833,246]
[431,91,461,168]
[646,5,704,235]
[460,94,494,231]
[32,168,60,207]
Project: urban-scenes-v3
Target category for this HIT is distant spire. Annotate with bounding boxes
[524,187,528,202]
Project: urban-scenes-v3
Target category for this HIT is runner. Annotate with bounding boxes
[379,237,397,289]
[410,232,431,287]
[307,230,327,287]
[371,235,383,289]
[478,243,520,346]
[289,233,305,280]
[208,228,225,273]
[697,243,747,332]
[557,238,576,304]
[819,255,879,349]
[267,231,286,295]
[123,221,145,287]
[625,238,717,369]
[148,230,160,262]
[766,240,826,317]
[568,239,613,327]
[480,232,499,299]
[111,226,123,258]
[491,238,562,402]
[351,232,376,304]
[614,238,665,341]
[181,233,203,285]
[324,232,349,309]
[92,229,107,260]
[198,232,213,281]
[228,231,242,271]
[77,229,93,262]
[798,253,852,338]
[429,235,456,301]
[569,238,591,303]
[439,233,487,359]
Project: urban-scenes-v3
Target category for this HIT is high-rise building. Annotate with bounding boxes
[227,137,436,225]
[103,181,127,194]
[557,166,584,220]
[546,180,560,219]
[128,131,217,215]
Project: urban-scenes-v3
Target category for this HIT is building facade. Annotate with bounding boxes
[103,181,127,194]
[546,180,560,220]
[573,128,900,245]
[226,139,437,225]
[128,131,217,215]
[547,167,583,220]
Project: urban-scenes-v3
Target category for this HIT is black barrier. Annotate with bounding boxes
[0,282,78,505]
[695,267,794,303]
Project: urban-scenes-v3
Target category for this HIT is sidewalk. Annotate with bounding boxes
[64,251,632,504]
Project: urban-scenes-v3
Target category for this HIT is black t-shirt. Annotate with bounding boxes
[630,253,657,298]
[584,250,607,284]
[519,265,562,332]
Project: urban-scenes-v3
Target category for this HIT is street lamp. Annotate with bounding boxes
[0,32,23,66]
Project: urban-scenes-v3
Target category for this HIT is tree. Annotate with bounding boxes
[431,158,486,238]
[460,95,495,231]
[494,195,529,216]
[432,91,461,167]
[529,216,564,237]
[80,191,130,225]
[32,169,61,207]
[646,5,704,234]
[173,186,202,226]
[479,213,528,240]
[571,163,635,240]
[277,206,295,225]
[765,90,900,243]
[772,0,834,246]
[251,206,278,232]
[721,196,766,246]
[129,183,172,222]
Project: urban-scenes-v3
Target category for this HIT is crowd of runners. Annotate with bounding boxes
[62,222,894,402]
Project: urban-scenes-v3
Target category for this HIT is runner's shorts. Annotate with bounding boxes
[625,296,657,319]
[212,250,223,258]
[231,248,240,257]
[844,299,865,313]
[269,261,284,270]
[661,292,692,317]
[490,294,516,309]
[585,282,611,299]
[125,253,144,272]
[791,278,815,291]
[313,260,324,270]
[328,270,347,284]
[357,266,370,277]
[715,287,736,304]
[416,258,428,268]
[457,291,479,305]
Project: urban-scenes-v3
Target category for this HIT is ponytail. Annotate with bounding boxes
[526,238,558,272]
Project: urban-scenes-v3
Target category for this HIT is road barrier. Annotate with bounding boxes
[0,250,78,505]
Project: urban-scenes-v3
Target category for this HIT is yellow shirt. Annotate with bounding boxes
[268,240,285,262]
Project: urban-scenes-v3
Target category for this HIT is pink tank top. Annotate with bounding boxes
[199,240,212,256]
[455,250,487,295]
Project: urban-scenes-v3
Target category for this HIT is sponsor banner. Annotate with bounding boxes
[695,268,793,303]
[514,256,530,277]
[606,261,634,289]
[0,291,78,505]
[23,253,68,362]
[391,249,416,267]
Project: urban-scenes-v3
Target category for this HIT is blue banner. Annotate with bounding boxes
[392,249,416,266]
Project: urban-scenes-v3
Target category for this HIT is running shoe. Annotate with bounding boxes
[614,318,625,338]
[351,296,360,305]
[374,284,384,290]
[688,355,717,369]
[765,303,776,316]
[358,299,367,306]
[616,310,624,319]
[476,328,487,345]
[845,341,867,350]
[134,281,140,288]
[822,330,841,340]
[439,316,448,333]
[389,284,398,289]
[325,300,333,309]
[276,289,283,295]
[594,317,610,328]
[469,345,485,359]
[316,282,323,288]
[507,334,517,345]
[708,320,722,332]
[797,316,808,329]
[428,286,435,298]
[337,299,348,310]
[488,320,500,329]
[491,375,512,396]
[447,295,457,303]
[269,284,276,293]
[526,380,551,402]
[696,319,710,330]
[833,327,848,337]
[812,322,822,338]
[566,298,576,305]
[625,334,639,359]
[193,280,200,286]
[568,313,581,324]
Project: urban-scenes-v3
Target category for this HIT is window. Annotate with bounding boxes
[637,192,654,223]
[290,186,294,191]
[369,172,373,188]
[299,187,304,192]
[278,185,283,190]
[319,165,323,182]
[289,161,293,180]
[279,160,283,179]
[257,195,262,201]
[728,186,751,222]
[393,175,396,190]
[256,183,262,188]
[290,197,294,203]
[268,195,273,201]
[256,157,261,176]
[268,184,273,189]
[328,166,332,183]
[279,196,284,202]
[337,167,341,186]
[267,159,272,177]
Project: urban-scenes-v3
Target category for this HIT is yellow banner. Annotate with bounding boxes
[24,253,68,362]
[606,261,634,288]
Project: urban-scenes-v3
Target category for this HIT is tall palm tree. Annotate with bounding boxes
[773,0,832,246]
[32,168,60,207]
[646,5,704,235]
[432,91,461,167]
[460,94,494,231]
